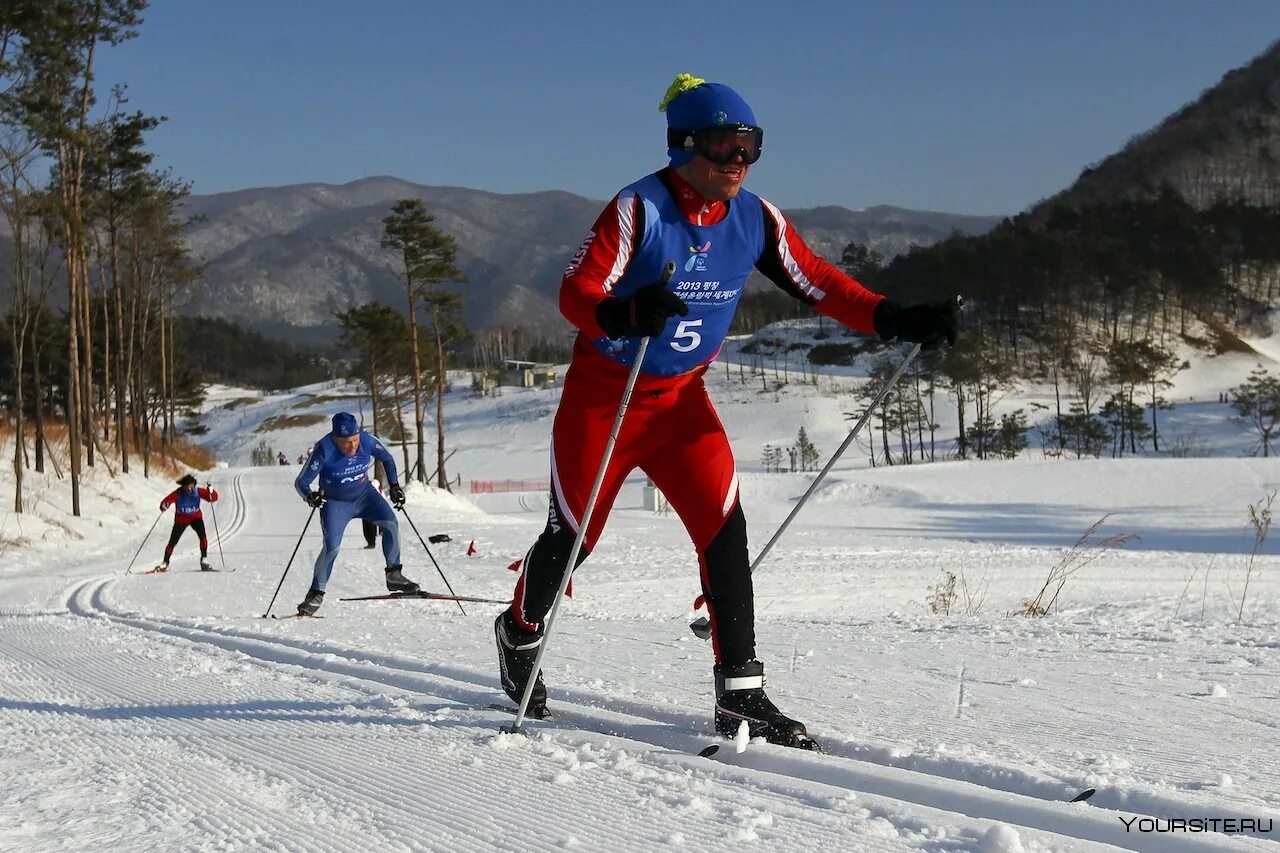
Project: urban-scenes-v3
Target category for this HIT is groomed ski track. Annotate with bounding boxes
[1,469,1274,852]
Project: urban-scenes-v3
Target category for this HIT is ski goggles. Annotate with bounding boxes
[667,124,764,165]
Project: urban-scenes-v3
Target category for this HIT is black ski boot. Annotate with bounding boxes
[297,587,325,617]
[714,660,820,751]
[384,564,420,594]
[199,559,214,572]
[494,610,548,718]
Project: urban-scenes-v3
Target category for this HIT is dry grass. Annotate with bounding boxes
[2,418,217,484]
[170,434,217,471]
[1016,515,1138,617]
[254,413,327,433]
[300,393,364,408]
[925,567,988,617]
[1237,491,1274,624]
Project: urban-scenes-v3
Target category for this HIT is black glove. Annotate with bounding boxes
[596,281,688,338]
[306,491,325,509]
[389,483,406,510]
[873,299,958,351]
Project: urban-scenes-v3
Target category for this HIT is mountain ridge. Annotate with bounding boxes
[175,176,1002,342]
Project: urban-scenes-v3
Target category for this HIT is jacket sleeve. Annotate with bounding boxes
[294,441,322,501]
[160,489,177,510]
[753,198,885,334]
[198,487,218,503]
[559,190,644,338]
[370,435,399,486]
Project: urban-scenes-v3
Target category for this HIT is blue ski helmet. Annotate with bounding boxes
[331,412,359,438]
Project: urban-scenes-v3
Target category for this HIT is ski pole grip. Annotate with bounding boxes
[660,260,675,287]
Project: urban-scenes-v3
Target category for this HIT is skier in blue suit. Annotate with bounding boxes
[293,412,419,616]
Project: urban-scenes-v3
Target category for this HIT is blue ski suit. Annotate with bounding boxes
[294,432,401,591]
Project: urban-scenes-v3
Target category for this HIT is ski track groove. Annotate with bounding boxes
[0,618,361,852]
[9,603,904,853]
[8,466,1267,851]
[60,576,1277,852]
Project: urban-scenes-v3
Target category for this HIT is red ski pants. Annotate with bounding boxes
[512,358,755,664]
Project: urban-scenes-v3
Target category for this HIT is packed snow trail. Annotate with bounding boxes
[2,464,1277,851]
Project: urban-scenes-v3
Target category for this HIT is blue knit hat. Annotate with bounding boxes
[331,412,358,438]
[660,74,757,167]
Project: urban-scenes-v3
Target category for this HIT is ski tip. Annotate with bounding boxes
[689,617,712,641]
[792,734,822,753]
[487,702,550,720]
[697,744,721,758]
[1070,788,1097,803]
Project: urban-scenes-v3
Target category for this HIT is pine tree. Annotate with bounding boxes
[795,426,820,472]
[1230,366,1280,457]
[382,199,466,488]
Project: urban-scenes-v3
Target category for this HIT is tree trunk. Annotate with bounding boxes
[166,308,177,449]
[33,345,46,474]
[1149,381,1161,453]
[390,371,411,477]
[879,407,892,466]
[10,314,25,513]
[64,216,83,515]
[114,266,128,472]
[405,279,426,483]
[368,356,380,434]
[80,250,95,468]
[431,303,449,490]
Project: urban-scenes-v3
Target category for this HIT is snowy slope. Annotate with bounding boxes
[2,339,1280,852]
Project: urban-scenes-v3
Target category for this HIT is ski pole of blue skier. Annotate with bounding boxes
[504,261,675,735]
[398,506,466,615]
[748,342,922,574]
[208,481,229,572]
[124,511,164,575]
[262,504,317,617]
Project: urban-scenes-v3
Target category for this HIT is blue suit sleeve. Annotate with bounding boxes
[370,435,399,485]
[295,441,323,501]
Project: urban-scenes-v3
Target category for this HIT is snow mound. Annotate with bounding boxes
[403,482,484,516]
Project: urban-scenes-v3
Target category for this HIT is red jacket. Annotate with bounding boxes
[560,168,883,352]
[161,487,218,524]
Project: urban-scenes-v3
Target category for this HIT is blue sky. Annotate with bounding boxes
[93,1,1280,215]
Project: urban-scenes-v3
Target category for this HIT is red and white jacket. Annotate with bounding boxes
[561,167,884,372]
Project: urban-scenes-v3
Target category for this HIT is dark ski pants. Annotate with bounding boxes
[311,487,400,591]
[510,362,756,665]
[164,518,208,562]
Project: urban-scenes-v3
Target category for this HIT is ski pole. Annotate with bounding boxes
[504,261,675,735]
[261,504,317,618]
[125,510,164,575]
[207,481,230,572]
[398,506,466,616]
[752,341,923,572]
[689,341,924,641]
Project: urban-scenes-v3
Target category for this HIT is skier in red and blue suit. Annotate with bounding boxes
[156,473,218,571]
[494,74,958,749]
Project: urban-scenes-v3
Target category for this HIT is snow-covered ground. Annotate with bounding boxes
[2,332,1279,852]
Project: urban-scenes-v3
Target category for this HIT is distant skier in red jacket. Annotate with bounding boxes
[156,474,219,572]
[494,73,957,750]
